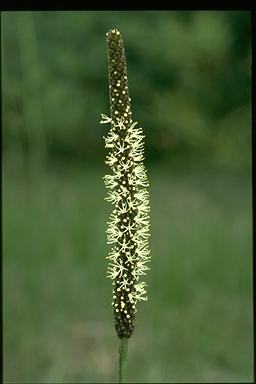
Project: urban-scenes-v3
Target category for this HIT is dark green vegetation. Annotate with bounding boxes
[2,11,251,171]
[2,10,252,383]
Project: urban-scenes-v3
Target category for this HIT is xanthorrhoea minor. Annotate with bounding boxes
[100,28,151,382]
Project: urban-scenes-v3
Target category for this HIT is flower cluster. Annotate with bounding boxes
[101,29,151,338]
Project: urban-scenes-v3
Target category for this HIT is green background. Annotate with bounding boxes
[2,11,253,383]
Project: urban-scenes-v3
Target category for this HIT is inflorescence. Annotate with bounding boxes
[100,28,151,338]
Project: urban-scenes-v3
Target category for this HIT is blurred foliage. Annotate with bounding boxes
[2,11,251,171]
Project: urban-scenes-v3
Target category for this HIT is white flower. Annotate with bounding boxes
[102,113,150,330]
[100,113,112,124]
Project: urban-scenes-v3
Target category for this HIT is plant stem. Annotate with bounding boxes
[118,337,128,383]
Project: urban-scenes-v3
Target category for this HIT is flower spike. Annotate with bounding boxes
[101,28,151,339]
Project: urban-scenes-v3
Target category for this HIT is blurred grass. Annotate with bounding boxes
[3,162,253,383]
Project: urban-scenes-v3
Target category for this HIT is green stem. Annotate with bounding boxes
[118,337,128,383]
